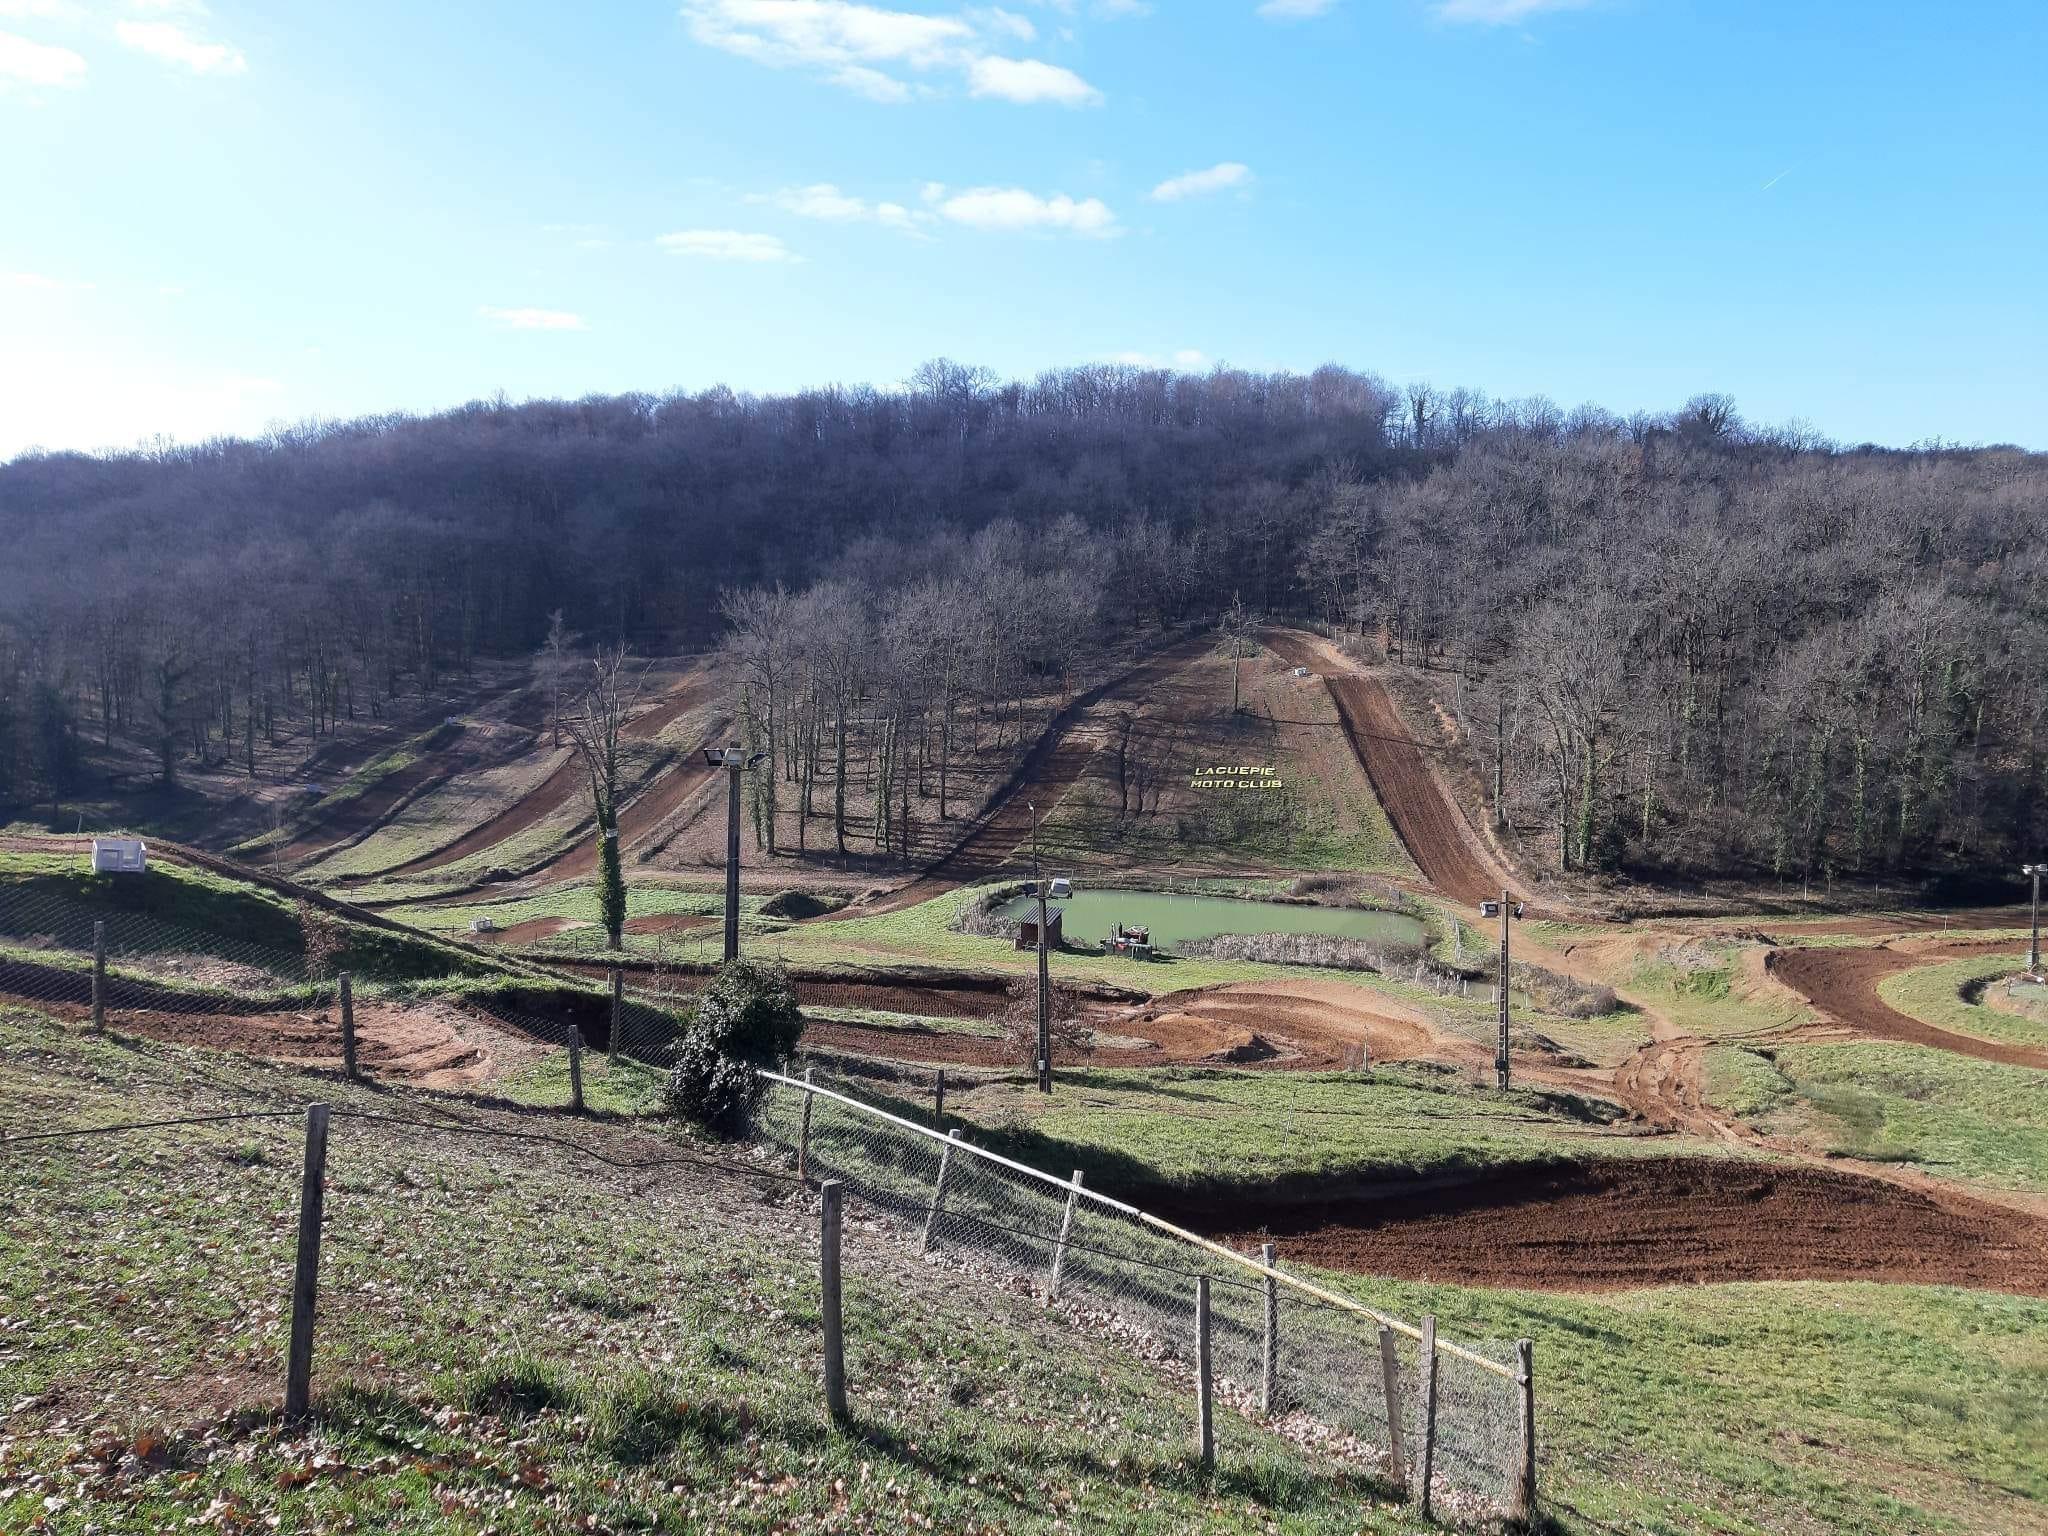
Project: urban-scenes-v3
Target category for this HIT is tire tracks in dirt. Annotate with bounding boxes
[1770,940,2048,1071]
[1262,630,1514,907]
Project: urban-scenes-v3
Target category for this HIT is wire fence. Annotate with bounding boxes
[0,882,686,1105]
[753,1067,1535,1524]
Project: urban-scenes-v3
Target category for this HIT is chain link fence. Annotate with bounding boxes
[754,1068,1535,1524]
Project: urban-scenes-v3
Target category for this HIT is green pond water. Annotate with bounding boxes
[995,889,1426,949]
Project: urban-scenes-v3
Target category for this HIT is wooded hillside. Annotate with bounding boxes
[2,361,2042,885]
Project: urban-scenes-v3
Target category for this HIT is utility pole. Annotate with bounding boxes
[1032,803,1051,1094]
[2026,864,2045,978]
[1484,889,1524,1092]
[705,744,768,963]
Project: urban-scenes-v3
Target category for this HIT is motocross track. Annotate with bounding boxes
[828,635,1213,919]
[1770,940,2048,1070]
[802,977,1451,1071]
[19,994,539,1089]
[1262,631,1510,906]
[362,669,720,883]
[1197,1156,2048,1293]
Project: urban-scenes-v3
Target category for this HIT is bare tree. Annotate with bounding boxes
[562,645,645,950]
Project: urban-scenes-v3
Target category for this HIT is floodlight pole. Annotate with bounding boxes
[707,744,766,963]
[724,750,743,962]
[2026,864,2044,978]
[1497,887,1512,1093]
[1033,803,1051,1095]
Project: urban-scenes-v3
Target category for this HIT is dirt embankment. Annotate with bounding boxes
[1262,632,1510,907]
[1770,941,2048,1070]
[1197,1156,2048,1294]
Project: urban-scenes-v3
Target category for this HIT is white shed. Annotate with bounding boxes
[468,916,499,935]
[91,838,147,874]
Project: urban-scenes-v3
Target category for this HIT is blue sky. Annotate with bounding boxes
[2,0,2043,457]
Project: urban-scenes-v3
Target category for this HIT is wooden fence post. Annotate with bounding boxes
[1418,1314,1440,1519]
[1260,1242,1278,1415]
[1194,1275,1214,1472]
[798,1067,816,1184]
[90,921,105,1032]
[338,972,357,1081]
[820,1179,848,1422]
[1511,1338,1536,1526]
[1046,1169,1083,1303]
[920,1128,961,1254]
[567,1027,585,1113]
[284,1103,331,1425]
[1378,1323,1408,1496]
[933,1067,946,1126]
[608,967,623,1066]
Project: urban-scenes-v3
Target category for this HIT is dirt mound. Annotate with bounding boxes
[796,977,1440,1072]
[24,995,538,1089]
[1263,632,1508,906]
[1197,1157,2048,1294]
[1770,942,2048,1070]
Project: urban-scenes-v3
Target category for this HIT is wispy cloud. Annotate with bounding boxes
[1761,166,1794,191]
[751,183,939,235]
[657,229,801,263]
[115,16,245,74]
[680,0,1102,106]
[479,306,588,332]
[928,184,1117,236]
[1256,0,1334,19]
[0,29,86,87]
[1149,161,1252,202]
[966,53,1097,103]
[1109,348,1208,369]
[1432,0,1591,24]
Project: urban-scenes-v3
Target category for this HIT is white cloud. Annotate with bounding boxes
[1109,348,1208,370]
[0,29,86,86]
[935,185,1116,235]
[115,18,246,73]
[680,0,1101,105]
[752,183,938,235]
[1149,161,1252,202]
[0,351,283,460]
[1256,0,1334,17]
[759,182,870,221]
[966,53,1097,104]
[657,229,800,262]
[479,306,588,332]
[1432,0,1590,21]
[0,1,79,17]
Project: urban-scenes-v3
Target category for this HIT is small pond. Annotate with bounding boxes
[994,888,1427,950]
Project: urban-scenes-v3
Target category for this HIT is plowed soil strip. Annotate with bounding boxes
[1198,1157,2048,1293]
[1770,942,2048,1070]
[1264,633,1502,905]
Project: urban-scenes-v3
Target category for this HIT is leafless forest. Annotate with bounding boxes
[2,362,2042,884]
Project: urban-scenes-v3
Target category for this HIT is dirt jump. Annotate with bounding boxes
[1770,941,2048,1070]
[21,994,542,1090]
[1263,631,1510,907]
[1197,1156,2048,1294]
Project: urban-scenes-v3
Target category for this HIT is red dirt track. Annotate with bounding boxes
[1263,632,1506,905]
[1202,1157,2048,1293]
[1770,941,2048,1070]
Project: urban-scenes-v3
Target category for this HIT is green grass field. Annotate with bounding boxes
[1879,951,2048,1051]
[5,1008,2043,1535]
[941,1065,1673,1202]
[1706,1040,2048,1190]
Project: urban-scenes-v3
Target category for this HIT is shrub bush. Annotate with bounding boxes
[663,959,803,1136]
